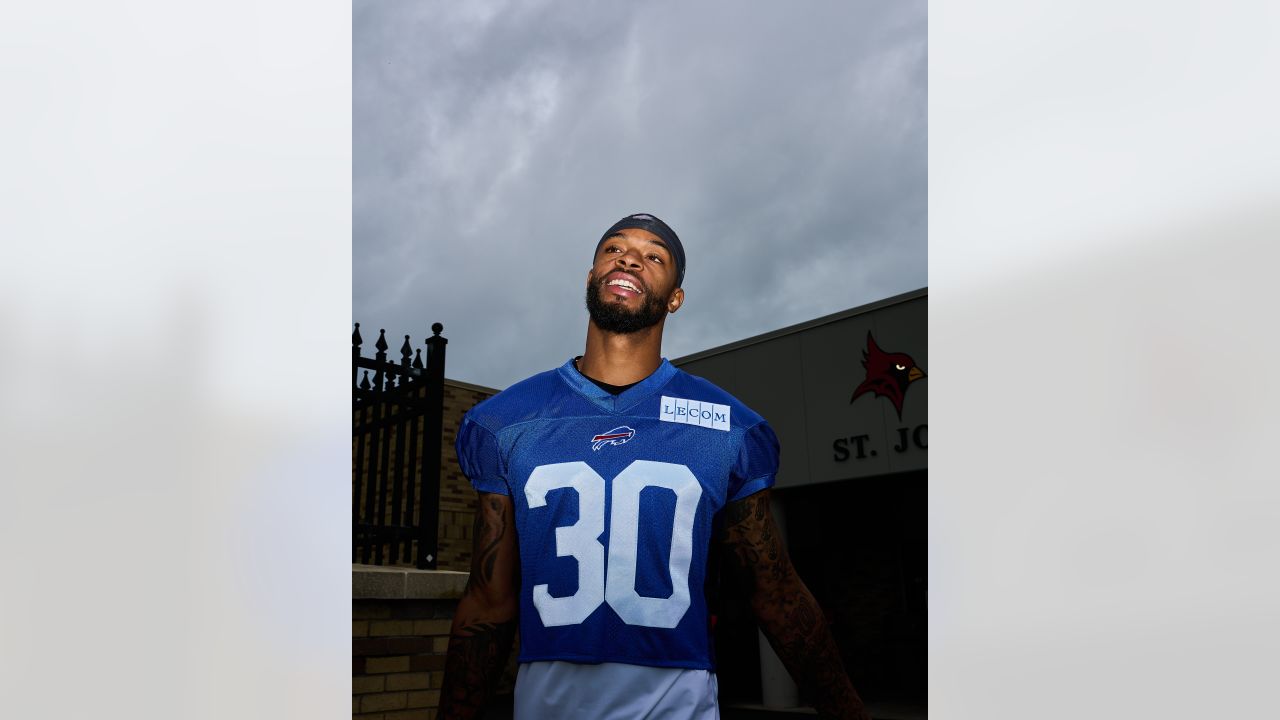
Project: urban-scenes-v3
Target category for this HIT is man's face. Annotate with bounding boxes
[585,227,683,334]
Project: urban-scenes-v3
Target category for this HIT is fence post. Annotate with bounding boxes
[352,323,363,390]
[352,323,364,562]
[370,329,390,564]
[388,335,414,564]
[418,322,447,569]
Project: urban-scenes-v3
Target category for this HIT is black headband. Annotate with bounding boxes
[595,213,686,287]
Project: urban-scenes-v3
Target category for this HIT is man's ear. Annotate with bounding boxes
[668,287,685,313]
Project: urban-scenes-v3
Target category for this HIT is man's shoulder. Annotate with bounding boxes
[664,365,768,430]
[463,364,569,433]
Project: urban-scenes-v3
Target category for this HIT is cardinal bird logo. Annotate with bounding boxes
[850,332,926,420]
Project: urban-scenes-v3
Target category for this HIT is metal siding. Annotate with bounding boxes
[674,293,927,487]
[677,334,811,489]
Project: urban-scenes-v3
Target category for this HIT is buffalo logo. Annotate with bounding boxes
[850,332,926,420]
[591,426,635,451]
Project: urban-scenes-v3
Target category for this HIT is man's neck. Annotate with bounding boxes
[578,320,665,386]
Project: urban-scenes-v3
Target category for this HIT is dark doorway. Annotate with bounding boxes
[781,470,927,705]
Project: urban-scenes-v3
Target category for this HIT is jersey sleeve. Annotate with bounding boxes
[454,415,510,495]
[727,420,779,502]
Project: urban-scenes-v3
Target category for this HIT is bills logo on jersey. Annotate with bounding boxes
[590,426,635,451]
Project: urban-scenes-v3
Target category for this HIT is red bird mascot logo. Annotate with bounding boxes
[850,332,926,420]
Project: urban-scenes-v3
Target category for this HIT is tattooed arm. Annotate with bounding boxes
[720,489,870,720]
[439,492,520,720]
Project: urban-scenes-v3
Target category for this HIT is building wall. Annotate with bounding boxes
[353,598,455,720]
[674,289,927,489]
[352,568,518,720]
[438,379,498,571]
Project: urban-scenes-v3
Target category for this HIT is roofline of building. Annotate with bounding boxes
[444,377,501,395]
[671,286,928,366]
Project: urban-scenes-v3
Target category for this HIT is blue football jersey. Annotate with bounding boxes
[454,358,779,670]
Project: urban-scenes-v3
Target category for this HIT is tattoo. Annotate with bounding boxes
[469,495,506,594]
[439,493,519,719]
[438,619,517,719]
[721,492,870,720]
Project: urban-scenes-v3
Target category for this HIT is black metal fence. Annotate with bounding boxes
[352,321,447,569]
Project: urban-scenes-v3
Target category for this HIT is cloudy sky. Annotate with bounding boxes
[354,0,926,390]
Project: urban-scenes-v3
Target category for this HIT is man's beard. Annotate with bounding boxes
[585,275,668,334]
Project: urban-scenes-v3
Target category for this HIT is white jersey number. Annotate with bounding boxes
[524,460,702,629]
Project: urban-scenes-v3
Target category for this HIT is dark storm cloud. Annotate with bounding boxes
[355,0,926,389]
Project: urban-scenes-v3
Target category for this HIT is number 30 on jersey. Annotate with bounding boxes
[524,460,702,629]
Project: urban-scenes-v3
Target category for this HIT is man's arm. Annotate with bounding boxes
[438,492,520,719]
[720,489,870,720]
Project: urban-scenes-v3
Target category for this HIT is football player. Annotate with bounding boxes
[440,214,868,719]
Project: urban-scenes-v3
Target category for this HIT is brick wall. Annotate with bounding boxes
[353,598,453,720]
[437,379,498,571]
[352,567,516,720]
